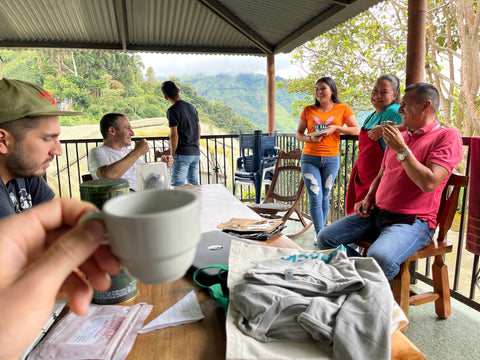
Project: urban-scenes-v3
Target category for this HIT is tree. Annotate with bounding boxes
[281,0,480,136]
[279,1,407,116]
[423,0,480,135]
[144,66,156,91]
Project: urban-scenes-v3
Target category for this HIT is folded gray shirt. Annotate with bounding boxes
[231,249,393,360]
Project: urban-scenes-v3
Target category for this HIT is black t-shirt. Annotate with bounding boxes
[0,176,55,219]
[167,100,200,155]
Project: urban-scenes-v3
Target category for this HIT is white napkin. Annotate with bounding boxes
[139,290,205,333]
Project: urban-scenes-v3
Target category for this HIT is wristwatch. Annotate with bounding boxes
[397,147,411,162]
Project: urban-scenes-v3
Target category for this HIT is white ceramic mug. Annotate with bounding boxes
[83,188,201,284]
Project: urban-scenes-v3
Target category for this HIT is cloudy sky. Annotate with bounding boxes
[139,52,307,79]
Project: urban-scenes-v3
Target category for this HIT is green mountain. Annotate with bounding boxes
[1,50,256,134]
[181,74,304,132]
[1,50,304,134]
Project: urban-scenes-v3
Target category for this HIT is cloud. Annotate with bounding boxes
[139,53,306,79]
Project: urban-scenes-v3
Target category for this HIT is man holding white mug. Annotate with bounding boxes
[88,113,173,191]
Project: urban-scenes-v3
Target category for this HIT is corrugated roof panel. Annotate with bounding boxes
[0,0,383,54]
[79,0,120,43]
[218,0,384,53]
[276,0,382,53]
[0,0,119,43]
[220,0,331,44]
[126,0,254,49]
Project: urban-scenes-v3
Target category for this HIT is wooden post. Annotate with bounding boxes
[267,54,275,134]
[406,0,426,86]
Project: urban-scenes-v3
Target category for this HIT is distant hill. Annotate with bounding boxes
[180,74,305,132]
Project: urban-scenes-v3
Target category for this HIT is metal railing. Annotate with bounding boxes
[48,135,238,199]
[420,137,479,312]
[47,133,479,312]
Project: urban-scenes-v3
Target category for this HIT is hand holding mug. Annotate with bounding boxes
[382,122,406,152]
[82,189,201,284]
[134,138,150,156]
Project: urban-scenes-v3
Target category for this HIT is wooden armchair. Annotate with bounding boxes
[357,173,469,331]
[154,148,171,161]
[81,173,93,182]
[248,149,313,238]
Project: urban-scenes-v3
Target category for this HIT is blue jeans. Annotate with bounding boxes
[317,211,435,280]
[301,154,340,234]
[171,154,200,186]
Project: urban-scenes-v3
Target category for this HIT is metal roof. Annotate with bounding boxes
[0,0,382,55]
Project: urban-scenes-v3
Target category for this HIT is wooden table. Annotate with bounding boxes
[123,184,424,360]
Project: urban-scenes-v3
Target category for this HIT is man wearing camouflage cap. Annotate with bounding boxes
[0,78,82,218]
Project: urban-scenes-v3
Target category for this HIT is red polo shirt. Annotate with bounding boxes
[376,121,463,228]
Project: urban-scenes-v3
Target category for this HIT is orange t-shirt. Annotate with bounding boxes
[300,103,354,157]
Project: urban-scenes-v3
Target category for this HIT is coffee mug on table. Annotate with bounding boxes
[84,188,201,284]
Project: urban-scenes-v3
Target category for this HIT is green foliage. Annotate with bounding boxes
[1,50,47,84]
[0,50,257,133]
[279,1,407,116]
[279,0,480,136]
[44,74,92,110]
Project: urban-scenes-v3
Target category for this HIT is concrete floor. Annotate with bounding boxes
[284,219,480,359]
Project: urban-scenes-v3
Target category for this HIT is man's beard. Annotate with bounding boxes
[4,142,54,178]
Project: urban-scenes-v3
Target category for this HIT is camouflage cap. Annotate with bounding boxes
[0,78,83,124]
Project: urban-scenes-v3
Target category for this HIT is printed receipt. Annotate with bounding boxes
[68,314,116,345]
[28,303,152,360]
[140,290,205,333]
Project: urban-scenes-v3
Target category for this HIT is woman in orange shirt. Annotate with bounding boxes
[296,77,360,236]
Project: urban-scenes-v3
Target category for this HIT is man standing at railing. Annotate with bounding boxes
[161,81,201,186]
[88,113,173,191]
[317,83,463,281]
[0,78,82,218]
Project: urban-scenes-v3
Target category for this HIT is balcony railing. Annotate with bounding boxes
[46,133,478,313]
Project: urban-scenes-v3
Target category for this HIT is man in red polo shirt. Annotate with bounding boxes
[317,83,463,280]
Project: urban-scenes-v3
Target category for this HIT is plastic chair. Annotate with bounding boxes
[247,149,313,238]
[356,173,469,331]
[233,130,278,203]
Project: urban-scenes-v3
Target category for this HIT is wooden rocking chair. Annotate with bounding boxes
[356,173,469,331]
[248,149,313,238]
